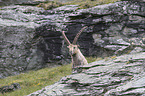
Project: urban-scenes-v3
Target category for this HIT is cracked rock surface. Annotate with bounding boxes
[28,52,145,96]
[1,0,145,79]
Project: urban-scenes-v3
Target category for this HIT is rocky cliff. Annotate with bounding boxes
[0,0,145,79]
[27,0,145,95]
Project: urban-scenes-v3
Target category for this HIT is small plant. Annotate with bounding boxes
[110,56,117,59]
[86,57,103,63]
[37,1,63,10]
[126,61,130,64]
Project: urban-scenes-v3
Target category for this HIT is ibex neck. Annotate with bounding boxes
[75,49,83,56]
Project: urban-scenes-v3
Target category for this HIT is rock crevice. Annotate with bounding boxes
[1,1,145,79]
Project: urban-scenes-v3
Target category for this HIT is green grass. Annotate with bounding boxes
[0,64,72,96]
[0,57,99,96]
[63,0,120,9]
[86,56,103,63]
[37,0,120,10]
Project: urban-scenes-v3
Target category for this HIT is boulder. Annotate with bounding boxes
[0,83,21,94]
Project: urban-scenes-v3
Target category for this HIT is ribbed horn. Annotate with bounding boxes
[72,26,88,44]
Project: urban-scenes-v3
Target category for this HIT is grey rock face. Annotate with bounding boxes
[0,0,33,6]
[1,0,145,78]
[0,5,46,78]
[59,0,145,58]
[28,52,145,95]
[0,4,80,78]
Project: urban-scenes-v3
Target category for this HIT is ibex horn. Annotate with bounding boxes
[72,26,88,44]
[62,31,71,45]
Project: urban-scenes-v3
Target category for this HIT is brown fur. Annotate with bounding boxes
[62,27,88,73]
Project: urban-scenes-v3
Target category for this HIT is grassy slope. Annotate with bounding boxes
[37,0,120,10]
[0,64,72,96]
[0,57,99,96]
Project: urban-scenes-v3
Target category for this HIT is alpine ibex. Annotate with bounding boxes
[62,26,88,73]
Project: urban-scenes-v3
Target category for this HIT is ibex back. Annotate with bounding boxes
[62,26,88,73]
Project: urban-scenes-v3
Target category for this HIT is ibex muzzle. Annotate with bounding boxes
[62,26,88,73]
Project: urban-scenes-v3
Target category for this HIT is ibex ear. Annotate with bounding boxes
[72,26,88,45]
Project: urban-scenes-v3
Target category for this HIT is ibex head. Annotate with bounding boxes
[62,26,87,55]
[67,44,79,55]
